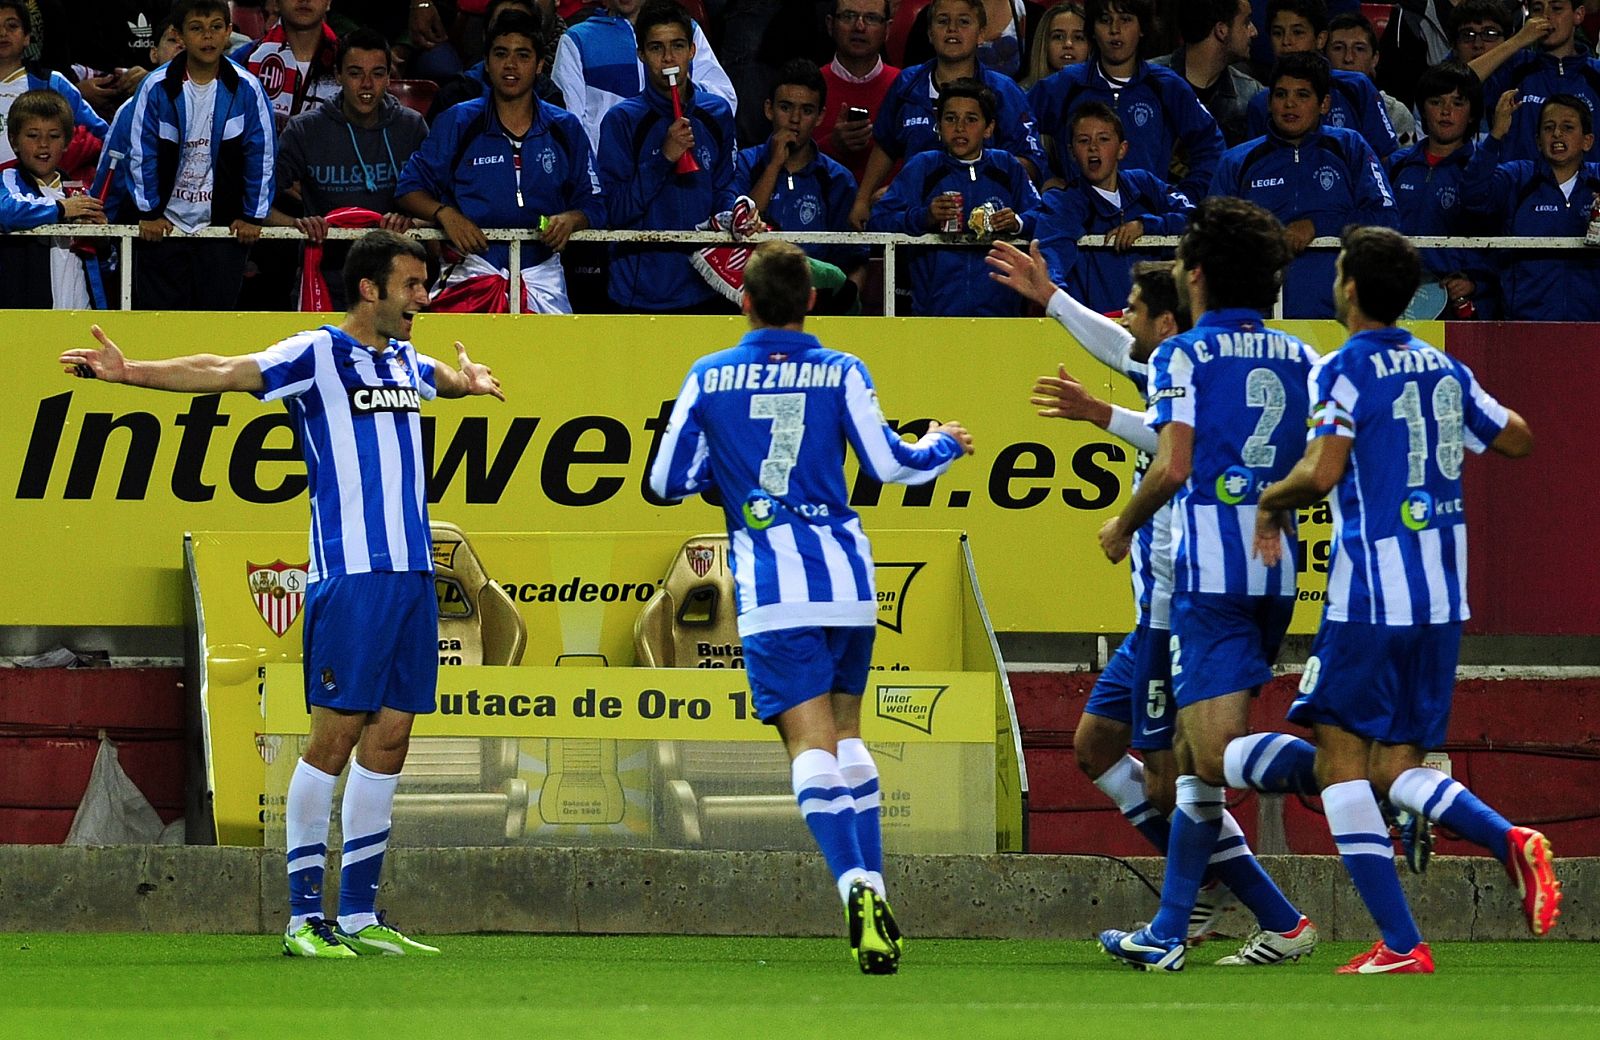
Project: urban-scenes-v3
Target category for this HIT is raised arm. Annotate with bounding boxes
[59,324,264,393]
[428,341,505,401]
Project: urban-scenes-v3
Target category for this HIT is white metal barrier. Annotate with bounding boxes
[14,223,1588,317]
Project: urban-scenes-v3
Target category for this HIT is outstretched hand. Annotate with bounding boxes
[1032,364,1110,425]
[455,341,504,400]
[59,324,127,382]
[986,239,1059,308]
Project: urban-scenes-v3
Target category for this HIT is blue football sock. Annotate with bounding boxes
[1205,810,1302,934]
[792,748,865,899]
[1388,766,1512,864]
[1224,733,1318,795]
[337,761,398,930]
[285,758,336,927]
[1325,779,1423,953]
[1092,754,1172,853]
[1149,776,1224,942]
[835,738,883,878]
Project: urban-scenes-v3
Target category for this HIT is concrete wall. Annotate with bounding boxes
[1,845,1591,941]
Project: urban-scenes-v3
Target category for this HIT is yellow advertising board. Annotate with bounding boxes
[3,313,1434,634]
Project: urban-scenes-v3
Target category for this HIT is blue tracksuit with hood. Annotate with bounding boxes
[597,81,737,312]
[1028,60,1224,201]
[867,147,1041,316]
[874,61,1047,176]
[1246,68,1398,160]
[1386,139,1499,318]
[1033,167,1193,314]
[396,94,605,273]
[733,142,865,272]
[1461,133,1600,321]
[1210,124,1399,318]
[1483,47,1600,164]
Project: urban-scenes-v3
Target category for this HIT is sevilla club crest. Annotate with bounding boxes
[685,544,715,578]
[247,560,309,637]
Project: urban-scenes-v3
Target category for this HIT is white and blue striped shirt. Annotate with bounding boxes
[252,325,439,583]
[1310,326,1508,625]
[649,329,964,637]
[1150,309,1319,597]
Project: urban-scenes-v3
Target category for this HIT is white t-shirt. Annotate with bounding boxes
[1093,185,1123,208]
[39,174,90,309]
[0,68,30,168]
[1559,172,1579,201]
[165,78,217,232]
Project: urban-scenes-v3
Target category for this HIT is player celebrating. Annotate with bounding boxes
[1094,196,1320,972]
[1241,226,1558,973]
[649,241,973,974]
[59,230,505,959]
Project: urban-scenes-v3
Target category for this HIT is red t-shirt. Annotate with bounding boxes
[815,61,901,184]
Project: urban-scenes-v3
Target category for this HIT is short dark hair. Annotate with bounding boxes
[336,27,392,69]
[1447,0,1515,37]
[1069,99,1124,139]
[486,8,544,59]
[487,0,537,23]
[1339,226,1418,324]
[743,242,813,326]
[1269,51,1332,101]
[151,10,183,47]
[936,77,997,124]
[1267,0,1327,34]
[1176,0,1242,46]
[1085,0,1153,51]
[174,0,232,27]
[6,90,71,141]
[1325,12,1377,51]
[1415,60,1483,126]
[343,230,428,304]
[771,58,826,109]
[636,0,693,46]
[0,1,31,30]
[1130,260,1189,330]
[1176,196,1291,313]
[1542,93,1594,136]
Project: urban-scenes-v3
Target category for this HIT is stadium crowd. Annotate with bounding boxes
[2,0,1600,319]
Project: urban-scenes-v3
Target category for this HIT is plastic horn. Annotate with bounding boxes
[664,66,700,174]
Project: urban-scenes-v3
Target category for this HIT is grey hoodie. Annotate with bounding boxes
[276,93,430,218]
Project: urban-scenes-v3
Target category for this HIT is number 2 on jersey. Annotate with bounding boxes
[1242,368,1287,468]
[750,393,807,495]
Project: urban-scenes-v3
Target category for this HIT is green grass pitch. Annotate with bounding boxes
[2,934,1595,1040]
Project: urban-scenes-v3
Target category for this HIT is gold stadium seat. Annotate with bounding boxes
[634,535,807,850]
[387,522,529,845]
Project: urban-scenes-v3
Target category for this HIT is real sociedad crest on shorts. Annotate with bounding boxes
[247,560,308,637]
[685,543,716,578]
[1317,166,1339,191]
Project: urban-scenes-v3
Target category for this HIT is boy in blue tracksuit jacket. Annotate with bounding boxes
[1386,61,1498,318]
[733,60,865,276]
[596,2,737,313]
[1034,101,1193,314]
[1479,3,1600,166]
[1026,0,1223,202]
[1211,53,1397,318]
[1463,91,1600,321]
[0,0,109,171]
[869,79,1041,316]
[1246,0,1397,160]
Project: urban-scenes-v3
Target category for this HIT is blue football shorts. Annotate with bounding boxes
[1082,624,1175,750]
[1169,591,1294,708]
[741,625,875,722]
[301,570,439,715]
[1288,620,1462,749]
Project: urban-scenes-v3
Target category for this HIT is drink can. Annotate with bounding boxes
[1587,195,1600,246]
[939,190,963,233]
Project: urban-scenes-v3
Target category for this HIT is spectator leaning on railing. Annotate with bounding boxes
[124,0,275,311]
[0,90,107,308]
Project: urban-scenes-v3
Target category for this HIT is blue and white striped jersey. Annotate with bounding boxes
[1310,326,1508,625]
[252,325,439,583]
[649,328,964,637]
[1149,309,1319,596]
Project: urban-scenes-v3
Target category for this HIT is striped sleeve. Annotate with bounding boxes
[251,331,323,401]
[1308,354,1357,440]
[411,349,439,400]
[1456,358,1509,454]
[648,371,711,500]
[842,363,961,484]
[1149,340,1195,429]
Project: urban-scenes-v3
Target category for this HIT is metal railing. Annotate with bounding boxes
[16,223,1591,317]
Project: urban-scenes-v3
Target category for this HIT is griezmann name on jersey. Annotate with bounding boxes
[252,325,439,582]
[1309,326,1509,625]
[649,328,964,637]
[1149,308,1320,597]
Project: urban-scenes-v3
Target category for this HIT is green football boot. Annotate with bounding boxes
[846,880,899,975]
[336,913,441,956]
[282,917,358,958]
